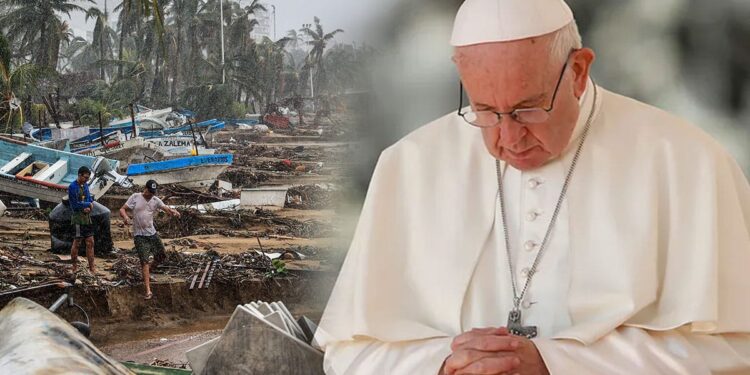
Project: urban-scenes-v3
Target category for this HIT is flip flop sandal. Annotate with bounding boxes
[144,292,153,300]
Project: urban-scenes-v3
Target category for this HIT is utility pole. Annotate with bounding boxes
[310,67,315,112]
[272,5,276,40]
[220,0,226,84]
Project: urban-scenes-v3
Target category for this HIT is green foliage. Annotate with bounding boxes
[0,32,49,132]
[230,102,247,118]
[300,16,344,95]
[266,259,289,278]
[180,83,235,119]
[0,0,91,69]
[72,98,115,125]
[29,103,48,125]
[0,2,366,123]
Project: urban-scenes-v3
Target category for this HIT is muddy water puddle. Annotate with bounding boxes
[97,315,229,367]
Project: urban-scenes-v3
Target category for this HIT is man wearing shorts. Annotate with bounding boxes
[119,180,181,299]
[68,166,95,274]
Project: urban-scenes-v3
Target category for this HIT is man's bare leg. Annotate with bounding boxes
[85,236,95,273]
[71,239,80,273]
[142,262,152,298]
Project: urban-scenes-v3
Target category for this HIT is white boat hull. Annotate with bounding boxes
[145,137,214,156]
[128,164,229,190]
[0,175,115,203]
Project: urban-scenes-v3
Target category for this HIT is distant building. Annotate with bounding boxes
[249,3,272,42]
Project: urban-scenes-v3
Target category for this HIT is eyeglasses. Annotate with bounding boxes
[457,55,572,128]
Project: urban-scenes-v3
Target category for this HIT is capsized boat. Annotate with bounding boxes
[0,136,131,203]
[126,154,233,189]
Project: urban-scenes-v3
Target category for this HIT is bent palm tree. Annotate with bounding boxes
[0,34,44,132]
[0,0,92,69]
[300,17,343,98]
[86,7,117,81]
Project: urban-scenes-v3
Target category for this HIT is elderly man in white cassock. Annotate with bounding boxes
[316,0,750,374]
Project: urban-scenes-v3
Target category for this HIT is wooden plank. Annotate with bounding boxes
[189,264,203,290]
[197,261,211,289]
[203,259,219,288]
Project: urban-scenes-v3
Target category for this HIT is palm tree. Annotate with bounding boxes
[0,0,93,70]
[323,44,357,95]
[58,36,88,72]
[115,0,165,79]
[228,36,291,114]
[0,33,43,132]
[300,17,343,98]
[285,29,302,50]
[227,0,265,56]
[85,7,116,81]
[165,0,199,102]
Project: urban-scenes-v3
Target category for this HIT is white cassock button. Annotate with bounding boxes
[527,178,542,189]
[524,240,537,251]
[526,211,539,222]
[522,300,533,309]
[520,267,531,278]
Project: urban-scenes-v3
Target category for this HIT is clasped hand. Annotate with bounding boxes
[442,327,549,375]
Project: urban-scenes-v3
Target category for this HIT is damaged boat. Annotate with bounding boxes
[0,136,131,203]
[126,154,233,189]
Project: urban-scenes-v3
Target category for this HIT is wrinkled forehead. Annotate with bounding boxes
[454,38,556,96]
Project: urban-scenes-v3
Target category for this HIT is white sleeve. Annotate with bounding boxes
[534,327,750,375]
[125,194,137,209]
[324,337,452,375]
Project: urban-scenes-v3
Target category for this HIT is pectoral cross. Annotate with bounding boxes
[507,309,537,338]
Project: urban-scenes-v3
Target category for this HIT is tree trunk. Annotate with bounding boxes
[171,23,182,103]
[151,52,161,105]
[35,21,49,68]
[118,10,127,79]
[100,30,106,81]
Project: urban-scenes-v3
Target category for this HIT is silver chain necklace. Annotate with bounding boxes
[496,83,598,338]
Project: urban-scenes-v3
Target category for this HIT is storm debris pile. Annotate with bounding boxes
[4,209,49,221]
[219,145,327,161]
[160,186,233,205]
[0,246,65,289]
[154,208,202,238]
[267,217,332,238]
[109,248,298,285]
[286,185,334,210]
[111,255,144,282]
[217,168,271,188]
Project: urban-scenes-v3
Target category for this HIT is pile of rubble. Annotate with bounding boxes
[154,208,202,238]
[218,168,271,189]
[109,248,298,285]
[267,217,332,239]
[3,209,49,221]
[220,145,327,162]
[286,185,334,210]
[0,246,66,290]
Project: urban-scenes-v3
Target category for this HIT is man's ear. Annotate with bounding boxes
[571,47,595,98]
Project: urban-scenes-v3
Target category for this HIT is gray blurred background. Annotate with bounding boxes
[347,0,750,198]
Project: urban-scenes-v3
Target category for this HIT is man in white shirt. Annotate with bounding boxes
[120,180,181,300]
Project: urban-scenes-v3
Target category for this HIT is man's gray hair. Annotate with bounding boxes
[551,21,582,64]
